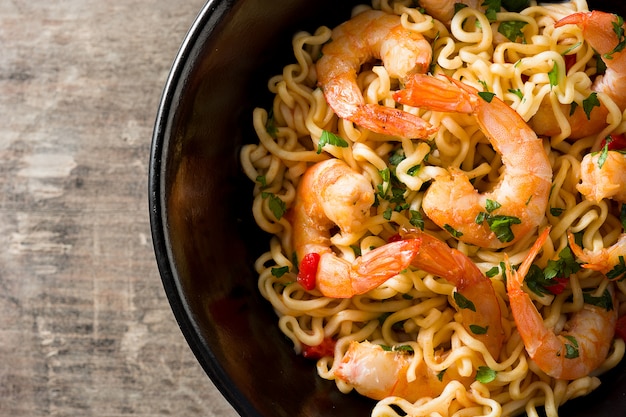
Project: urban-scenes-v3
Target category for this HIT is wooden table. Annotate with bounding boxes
[1,1,238,415]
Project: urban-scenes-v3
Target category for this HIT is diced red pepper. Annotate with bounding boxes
[545,276,569,295]
[615,316,626,340]
[297,252,320,291]
[600,133,626,151]
[387,233,402,243]
[302,337,336,359]
[564,54,577,73]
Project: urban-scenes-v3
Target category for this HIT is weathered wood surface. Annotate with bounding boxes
[0,1,238,415]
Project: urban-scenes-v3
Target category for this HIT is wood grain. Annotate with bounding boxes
[0,1,238,415]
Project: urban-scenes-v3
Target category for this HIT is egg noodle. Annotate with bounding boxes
[240,1,626,416]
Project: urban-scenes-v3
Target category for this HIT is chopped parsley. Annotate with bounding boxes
[454,291,476,312]
[444,224,464,238]
[256,175,268,189]
[470,324,489,335]
[583,288,614,311]
[525,246,581,296]
[548,61,559,87]
[499,20,527,42]
[486,265,501,278]
[437,369,447,381]
[475,200,522,243]
[550,207,565,216]
[582,92,601,119]
[317,130,348,154]
[606,256,626,281]
[563,335,579,359]
[544,246,581,280]
[482,0,500,22]
[508,88,524,100]
[478,91,496,102]
[598,139,610,169]
[262,192,287,220]
[409,210,425,230]
[604,15,626,59]
[271,266,290,277]
[476,366,497,383]
[265,108,278,138]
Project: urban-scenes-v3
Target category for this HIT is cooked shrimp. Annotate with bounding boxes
[292,159,421,298]
[577,150,626,203]
[569,231,626,280]
[335,340,473,402]
[530,11,626,139]
[402,228,504,359]
[419,0,481,25]
[394,75,552,248]
[316,10,437,139]
[506,228,618,380]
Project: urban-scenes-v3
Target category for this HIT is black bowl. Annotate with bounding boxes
[149,1,626,416]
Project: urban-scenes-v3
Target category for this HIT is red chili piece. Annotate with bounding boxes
[564,54,577,73]
[297,252,320,291]
[601,133,626,151]
[545,277,569,295]
[302,337,337,359]
[615,315,626,340]
[387,233,402,243]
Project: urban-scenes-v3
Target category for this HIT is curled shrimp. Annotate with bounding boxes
[335,340,473,402]
[568,231,626,281]
[419,0,481,25]
[506,228,618,380]
[291,158,421,298]
[402,228,504,359]
[316,10,437,139]
[530,11,626,139]
[394,75,552,248]
[577,150,626,203]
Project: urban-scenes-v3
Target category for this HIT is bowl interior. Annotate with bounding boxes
[150,1,626,416]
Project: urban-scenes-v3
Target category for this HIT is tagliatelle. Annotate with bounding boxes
[240,1,626,416]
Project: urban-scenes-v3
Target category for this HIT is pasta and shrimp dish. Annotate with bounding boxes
[240,0,626,415]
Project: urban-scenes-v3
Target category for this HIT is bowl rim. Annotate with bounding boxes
[148,1,255,416]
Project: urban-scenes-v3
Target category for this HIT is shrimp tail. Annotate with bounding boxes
[555,11,624,56]
[350,238,422,294]
[507,227,552,290]
[353,104,439,139]
[393,74,475,113]
[317,238,422,298]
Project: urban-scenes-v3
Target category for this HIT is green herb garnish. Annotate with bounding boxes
[454,291,476,312]
[470,324,489,335]
[317,130,348,154]
[498,20,527,42]
[563,335,579,359]
[444,224,464,238]
[476,366,497,383]
[582,92,601,119]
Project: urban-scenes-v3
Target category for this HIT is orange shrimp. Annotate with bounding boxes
[335,340,473,402]
[394,75,552,249]
[530,11,626,139]
[568,231,626,281]
[316,10,437,139]
[402,228,504,359]
[506,228,618,380]
[577,150,626,203]
[419,0,481,25]
[292,159,421,298]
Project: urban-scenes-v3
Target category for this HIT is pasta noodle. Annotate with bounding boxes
[241,1,626,416]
